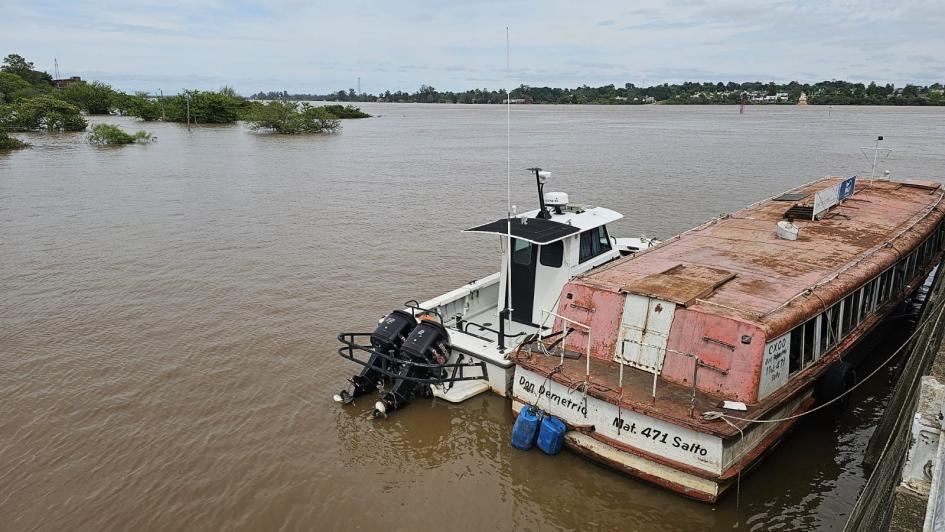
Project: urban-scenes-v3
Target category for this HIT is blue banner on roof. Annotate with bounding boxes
[839,175,856,201]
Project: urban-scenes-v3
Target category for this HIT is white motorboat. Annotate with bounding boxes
[335,168,656,415]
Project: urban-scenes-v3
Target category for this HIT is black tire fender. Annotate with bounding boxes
[815,360,856,413]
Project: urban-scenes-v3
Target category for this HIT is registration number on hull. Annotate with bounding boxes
[513,368,723,473]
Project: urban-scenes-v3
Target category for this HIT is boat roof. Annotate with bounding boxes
[463,206,623,245]
[575,177,945,336]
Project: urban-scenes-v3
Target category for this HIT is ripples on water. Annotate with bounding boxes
[1,105,944,531]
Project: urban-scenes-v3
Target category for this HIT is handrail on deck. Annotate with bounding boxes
[540,308,593,379]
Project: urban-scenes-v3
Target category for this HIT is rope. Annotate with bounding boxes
[702,297,945,425]
[532,364,562,410]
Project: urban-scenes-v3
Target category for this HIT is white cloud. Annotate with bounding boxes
[3,0,942,94]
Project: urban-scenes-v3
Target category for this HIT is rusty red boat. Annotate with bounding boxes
[511,175,945,501]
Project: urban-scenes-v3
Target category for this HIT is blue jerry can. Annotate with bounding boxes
[511,405,542,450]
[537,415,567,455]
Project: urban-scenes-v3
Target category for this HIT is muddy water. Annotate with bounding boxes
[2,105,944,531]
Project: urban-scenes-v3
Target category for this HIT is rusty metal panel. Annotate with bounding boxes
[556,283,624,361]
[623,264,735,306]
[661,308,765,402]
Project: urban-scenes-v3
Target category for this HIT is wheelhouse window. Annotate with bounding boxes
[512,238,532,265]
[540,241,564,268]
[579,226,612,264]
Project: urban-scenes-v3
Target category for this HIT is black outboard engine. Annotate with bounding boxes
[373,319,451,417]
[334,310,417,404]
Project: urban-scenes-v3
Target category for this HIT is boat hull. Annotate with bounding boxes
[510,367,815,502]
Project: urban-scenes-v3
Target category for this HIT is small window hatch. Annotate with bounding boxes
[773,193,809,202]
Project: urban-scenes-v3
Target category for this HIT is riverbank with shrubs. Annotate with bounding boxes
[0,53,371,141]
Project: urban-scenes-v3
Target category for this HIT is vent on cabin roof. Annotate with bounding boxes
[783,204,814,219]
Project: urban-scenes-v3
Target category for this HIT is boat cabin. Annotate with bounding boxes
[464,200,625,327]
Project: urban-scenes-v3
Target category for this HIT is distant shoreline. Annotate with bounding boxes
[260,99,945,108]
[251,81,945,107]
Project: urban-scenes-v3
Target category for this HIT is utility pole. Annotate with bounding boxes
[184,90,191,131]
[357,77,361,97]
[158,89,165,121]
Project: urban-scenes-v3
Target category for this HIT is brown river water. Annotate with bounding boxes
[2,104,944,531]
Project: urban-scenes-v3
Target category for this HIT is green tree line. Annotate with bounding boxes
[253,80,945,106]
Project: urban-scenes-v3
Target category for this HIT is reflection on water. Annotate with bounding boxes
[2,105,944,531]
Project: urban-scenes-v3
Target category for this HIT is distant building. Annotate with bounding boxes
[53,76,81,88]
[798,92,809,105]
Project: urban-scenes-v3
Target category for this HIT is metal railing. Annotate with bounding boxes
[336,332,487,385]
[539,308,592,378]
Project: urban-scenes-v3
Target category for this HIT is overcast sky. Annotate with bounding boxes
[3,0,943,95]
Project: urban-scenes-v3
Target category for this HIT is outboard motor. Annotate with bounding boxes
[374,319,451,417]
[334,310,417,404]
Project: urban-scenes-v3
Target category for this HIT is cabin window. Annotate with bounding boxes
[894,260,906,293]
[579,226,612,263]
[862,279,875,316]
[804,318,817,364]
[829,304,842,348]
[540,241,564,268]
[820,305,841,355]
[512,238,532,266]
[883,268,895,301]
[843,290,863,336]
[789,326,803,375]
[788,317,819,375]
[876,270,889,307]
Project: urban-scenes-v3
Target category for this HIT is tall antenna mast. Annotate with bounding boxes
[54,58,60,80]
[502,26,513,351]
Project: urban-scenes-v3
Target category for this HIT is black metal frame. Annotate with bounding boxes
[337,332,487,385]
[403,300,444,324]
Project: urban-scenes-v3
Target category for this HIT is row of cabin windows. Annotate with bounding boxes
[524,225,612,268]
[787,223,945,376]
[514,225,613,270]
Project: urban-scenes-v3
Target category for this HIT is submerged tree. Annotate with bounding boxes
[243,101,340,134]
[0,127,28,150]
[320,104,371,118]
[1,95,87,131]
[87,123,153,145]
[61,81,117,114]
[119,94,163,121]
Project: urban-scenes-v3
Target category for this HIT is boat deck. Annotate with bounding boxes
[514,348,776,439]
[577,178,944,335]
